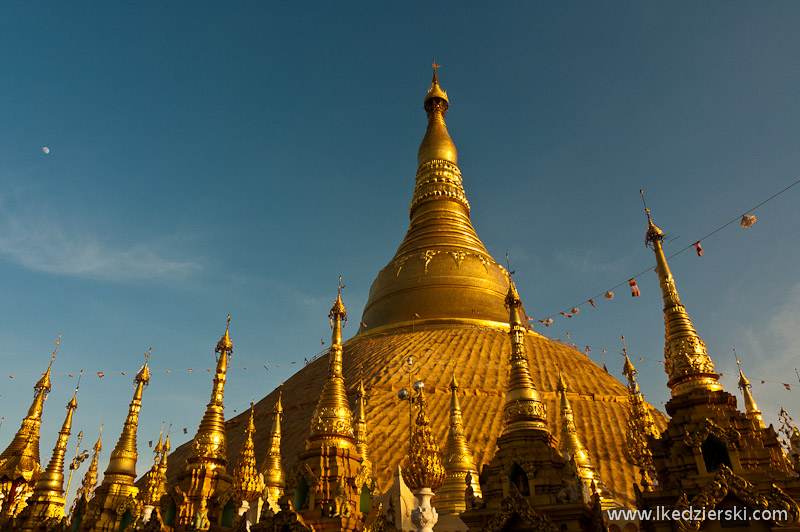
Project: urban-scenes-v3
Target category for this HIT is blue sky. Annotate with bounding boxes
[2,2,800,504]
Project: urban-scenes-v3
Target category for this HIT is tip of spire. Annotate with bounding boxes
[504,279,521,309]
[640,191,664,246]
[329,278,348,321]
[216,315,234,353]
[450,371,459,390]
[274,391,283,414]
[557,368,567,393]
[136,348,152,385]
[424,59,448,104]
[622,352,637,377]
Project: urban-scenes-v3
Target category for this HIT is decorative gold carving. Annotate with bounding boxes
[257,499,315,532]
[481,484,558,532]
[622,350,660,469]
[447,250,466,269]
[363,502,400,532]
[419,250,439,274]
[392,256,409,277]
[674,465,800,530]
[683,419,740,451]
[477,254,490,273]
[404,390,445,491]
[232,405,261,502]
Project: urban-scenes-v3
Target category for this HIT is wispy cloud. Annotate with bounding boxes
[0,216,201,282]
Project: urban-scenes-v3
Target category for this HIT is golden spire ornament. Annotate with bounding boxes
[437,371,481,513]
[232,403,261,503]
[557,369,601,494]
[103,350,151,485]
[621,336,659,470]
[642,193,722,396]
[188,316,233,470]
[71,427,102,513]
[0,336,61,512]
[308,279,355,449]
[261,392,285,504]
[417,60,456,168]
[19,382,79,528]
[141,427,167,507]
[502,280,548,434]
[404,386,445,492]
[734,351,765,429]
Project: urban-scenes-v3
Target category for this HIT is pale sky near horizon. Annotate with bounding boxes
[2,2,800,506]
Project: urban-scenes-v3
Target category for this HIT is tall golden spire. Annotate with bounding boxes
[72,428,102,511]
[404,387,445,492]
[232,404,260,503]
[0,339,59,484]
[556,369,598,487]
[734,352,765,429]
[437,371,482,512]
[353,380,369,461]
[102,351,151,485]
[621,339,659,469]
[308,281,355,449]
[261,392,284,502]
[21,385,79,525]
[643,201,722,396]
[359,67,513,332]
[188,316,232,470]
[502,280,548,434]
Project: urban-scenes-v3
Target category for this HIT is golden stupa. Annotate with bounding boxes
[165,67,666,507]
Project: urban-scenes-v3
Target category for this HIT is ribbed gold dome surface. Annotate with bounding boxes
[166,328,666,507]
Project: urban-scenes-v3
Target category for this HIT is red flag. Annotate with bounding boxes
[559,312,573,318]
[629,279,641,297]
[321,338,325,346]
[784,383,792,391]
[566,331,570,339]
[585,346,590,356]
[188,369,194,373]
[526,315,534,321]
[588,299,595,307]
[692,241,704,257]
[121,371,126,376]
[538,320,550,327]
[97,372,104,378]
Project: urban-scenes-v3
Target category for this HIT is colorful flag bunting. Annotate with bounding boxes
[566,331,570,339]
[559,312,573,318]
[97,372,104,378]
[784,383,792,391]
[538,320,550,327]
[585,346,590,356]
[604,291,614,300]
[693,241,704,257]
[183,428,188,434]
[628,279,640,297]
[589,299,595,307]
[571,307,580,314]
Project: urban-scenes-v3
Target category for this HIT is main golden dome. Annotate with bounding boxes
[165,70,665,507]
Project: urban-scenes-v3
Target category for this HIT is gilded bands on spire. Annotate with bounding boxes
[645,211,722,396]
[308,290,355,448]
[189,319,233,469]
[502,281,547,434]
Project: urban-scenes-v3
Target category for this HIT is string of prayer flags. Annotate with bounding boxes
[584,346,590,356]
[566,331,570,339]
[559,312,573,318]
[588,299,595,307]
[97,372,104,378]
[693,241,704,257]
[571,307,580,314]
[538,318,552,327]
[604,291,614,300]
[741,214,757,228]
[785,384,792,391]
[628,279,641,297]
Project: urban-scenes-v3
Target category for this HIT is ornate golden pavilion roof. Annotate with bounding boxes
[165,70,667,508]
